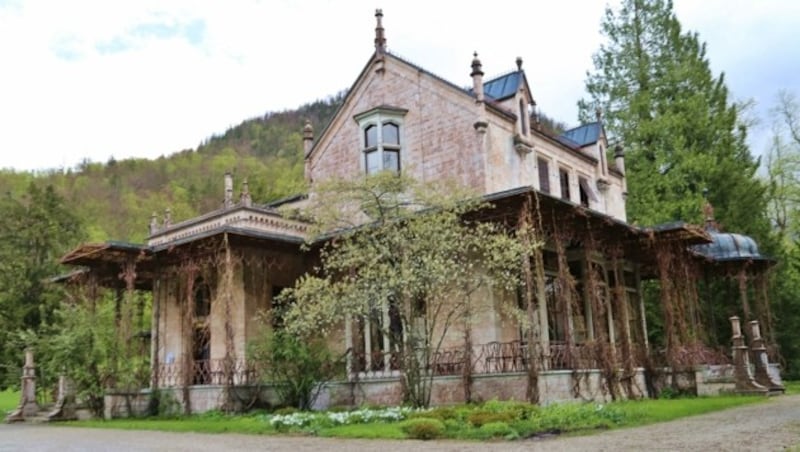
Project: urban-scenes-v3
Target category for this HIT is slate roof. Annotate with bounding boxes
[482,71,522,101]
[560,122,602,147]
[691,229,770,262]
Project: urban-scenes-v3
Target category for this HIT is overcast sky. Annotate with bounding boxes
[1,0,798,171]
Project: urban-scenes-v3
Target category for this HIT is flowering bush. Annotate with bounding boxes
[267,406,423,431]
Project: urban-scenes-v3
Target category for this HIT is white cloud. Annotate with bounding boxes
[0,0,797,170]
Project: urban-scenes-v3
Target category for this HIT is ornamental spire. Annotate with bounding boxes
[374,9,386,56]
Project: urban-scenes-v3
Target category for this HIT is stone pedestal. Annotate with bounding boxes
[47,374,77,421]
[749,320,784,394]
[4,349,40,423]
[730,317,767,395]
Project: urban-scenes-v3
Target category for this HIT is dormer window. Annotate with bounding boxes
[355,106,407,175]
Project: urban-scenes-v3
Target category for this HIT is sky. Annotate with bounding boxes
[0,0,798,172]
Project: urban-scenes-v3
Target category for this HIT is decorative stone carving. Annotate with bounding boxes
[729,316,767,395]
[749,320,784,393]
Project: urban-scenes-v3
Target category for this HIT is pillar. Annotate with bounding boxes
[749,320,784,392]
[730,316,766,394]
[5,348,39,422]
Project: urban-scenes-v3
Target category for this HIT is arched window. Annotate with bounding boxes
[355,107,407,175]
[365,124,378,148]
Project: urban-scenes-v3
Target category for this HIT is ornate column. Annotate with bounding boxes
[5,348,39,422]
[730,316,766,394]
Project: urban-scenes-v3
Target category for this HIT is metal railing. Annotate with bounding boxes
[155,359,258,387]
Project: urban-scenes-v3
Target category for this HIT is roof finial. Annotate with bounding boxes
[470,52,483,76]
[595,106,603,122]
[240,178,252,207]
[471,52,484,103]
[516,56,523,71]
[374,9,386,56]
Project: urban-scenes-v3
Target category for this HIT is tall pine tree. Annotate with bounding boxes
[579,0,768,241]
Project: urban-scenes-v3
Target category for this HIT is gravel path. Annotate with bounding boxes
[2,395,799,451]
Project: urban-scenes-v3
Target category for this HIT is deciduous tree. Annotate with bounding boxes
[279,173,531,407]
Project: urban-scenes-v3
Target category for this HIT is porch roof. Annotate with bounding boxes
[479,186,713,276]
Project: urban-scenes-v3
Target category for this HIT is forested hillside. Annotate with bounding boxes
[0,88,572,244]
[0,91,346,244]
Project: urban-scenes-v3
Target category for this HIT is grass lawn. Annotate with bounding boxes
[63,392,772,441]
[0,389,20,415]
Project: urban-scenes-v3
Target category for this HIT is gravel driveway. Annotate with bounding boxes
[2,394,799,451]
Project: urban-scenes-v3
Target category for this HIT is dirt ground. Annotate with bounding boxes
[2,394,799,451]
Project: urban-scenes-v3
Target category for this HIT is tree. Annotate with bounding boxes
[0,183,85,388]
[279,173,529,407]
[579,0,768,240]
[765,90,800,242]
[763,89,800,378]
[579,0,774,358]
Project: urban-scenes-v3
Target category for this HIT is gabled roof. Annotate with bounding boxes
[307,51,519,161]
[560,122,602,147]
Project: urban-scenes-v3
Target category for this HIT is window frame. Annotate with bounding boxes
[537,157,551,194]
[354,107,407,176]
[559,167,571,201]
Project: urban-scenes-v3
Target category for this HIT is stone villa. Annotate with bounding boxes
[55,10,781,416]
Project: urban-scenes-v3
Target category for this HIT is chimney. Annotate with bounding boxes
[224,172,233,208]
[374,9,386,56]
[303,120,314,156]
[240,178,252,207]
[471,52,484,103]
[149,212,159,235]
[163,208,172,229]
[613,144,625,176]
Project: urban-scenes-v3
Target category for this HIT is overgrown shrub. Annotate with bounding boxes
[147,389,181,417]
[401,417,445,440]
[467,410,514,427]
[249,329,338,410]
[409,406,458,422]
[478,421,518,440]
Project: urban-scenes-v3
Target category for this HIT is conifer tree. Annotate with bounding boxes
[580,0,768,240]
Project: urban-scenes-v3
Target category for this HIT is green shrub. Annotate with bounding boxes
[327,405,352,413]
[467,410,514,427]
[249,327,338,410]
[478,421,518,440]
[273,406,299,415]
[410,406,458,421]
[401,417,446,440]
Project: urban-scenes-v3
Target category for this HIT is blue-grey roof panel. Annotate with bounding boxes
[560,122,601,147]
[480,71,522,101]
[691,231,770,262]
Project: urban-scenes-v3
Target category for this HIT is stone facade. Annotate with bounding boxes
[58,9,782,418]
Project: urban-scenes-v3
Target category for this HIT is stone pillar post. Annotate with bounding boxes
[730,316,766,394]
[749,320,784,392]
[5,348,40,422]
[345,316,353,380]
[47,373,77,421]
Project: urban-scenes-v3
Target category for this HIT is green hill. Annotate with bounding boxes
[0,91,346,244]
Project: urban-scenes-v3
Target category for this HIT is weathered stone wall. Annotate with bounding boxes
[308,55,487,192]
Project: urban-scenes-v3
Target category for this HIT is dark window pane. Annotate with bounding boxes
[365,125,377,148]
[365,149,381,174]
[382,122,399,145]
[559,169,570,200]
[538,158,550,194]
